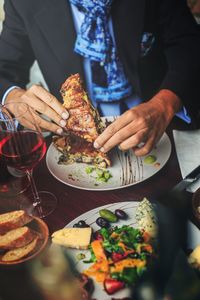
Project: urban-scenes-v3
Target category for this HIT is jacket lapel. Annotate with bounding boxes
[112,0,145,92]
[34,0,84,78]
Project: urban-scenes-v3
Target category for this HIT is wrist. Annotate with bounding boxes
[150,89,182,121]
[5,88,26,104]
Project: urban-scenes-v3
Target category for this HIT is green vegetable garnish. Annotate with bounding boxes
[96,168,104,177]
[144,155,157,164]
[85,167,112,183]
[104,171,112,180]
[99,209,118,222]
[85,166,94,174]
[76,253,86,261]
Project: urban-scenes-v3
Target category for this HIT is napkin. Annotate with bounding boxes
[173,129,200,193]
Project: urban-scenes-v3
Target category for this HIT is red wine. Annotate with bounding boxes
[0,156,11,183]
[0,131,46,171]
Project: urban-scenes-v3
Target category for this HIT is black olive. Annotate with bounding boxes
[73,220,90,228]
[78,220,87,227]
[96,217,110,228]
[115,209,128,220]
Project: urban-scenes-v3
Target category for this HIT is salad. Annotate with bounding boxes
[82,225,155,295]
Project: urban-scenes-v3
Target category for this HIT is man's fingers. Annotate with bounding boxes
[31,111,63,134]
[119,129,148,151]
[22,92,67,128]
[94,111,135,149]
[133,134,155,156]
[18,109,63,134]
[29,85,69,119]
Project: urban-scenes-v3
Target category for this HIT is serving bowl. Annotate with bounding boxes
[0,216,49,265]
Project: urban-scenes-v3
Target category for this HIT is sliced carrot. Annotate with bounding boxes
[91,240,107,261]
[111,258,146,273]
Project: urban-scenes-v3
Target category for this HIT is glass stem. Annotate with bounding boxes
[26,170,41,207]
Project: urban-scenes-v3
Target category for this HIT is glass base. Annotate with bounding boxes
[0,174,29,198]
[19,191,57,218]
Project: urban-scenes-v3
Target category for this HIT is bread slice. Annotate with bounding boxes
[2,236,39,262]
[0,226,35,250]
[52,227,92,250]
[0,210,33,235]
[60,73,104,143]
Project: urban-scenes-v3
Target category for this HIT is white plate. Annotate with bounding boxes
[46,117,171,191]
[65,201,140,300]
[64,201,200,300]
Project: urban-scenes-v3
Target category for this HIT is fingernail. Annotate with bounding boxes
[62,111,69,119]
[118,145,122,150]
[100,147,105,152]
[93,141,100,149]
[56,128,63,135]
[60,119,67,127]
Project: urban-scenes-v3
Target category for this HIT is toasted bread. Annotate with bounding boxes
[0,210,33,235]
[0,226,36,250]
[2,236,39,262]
[60,74,104,143]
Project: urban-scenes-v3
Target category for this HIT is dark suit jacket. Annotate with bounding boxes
[0,0,200,121]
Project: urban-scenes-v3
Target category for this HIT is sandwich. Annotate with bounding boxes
[53,74,111,168]
[60,73,104,143]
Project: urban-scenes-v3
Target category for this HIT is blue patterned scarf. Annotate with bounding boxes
[69,0,133,102]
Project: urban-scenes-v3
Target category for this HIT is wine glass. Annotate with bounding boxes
[0,102,57,218]
[0,105,30,197]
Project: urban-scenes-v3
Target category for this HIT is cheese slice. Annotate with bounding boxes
[188,245,200,267]
[51,227,92,250]
[135,198,158,238]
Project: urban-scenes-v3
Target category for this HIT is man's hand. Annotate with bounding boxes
[5,85,69,134]
[94,90,182,156]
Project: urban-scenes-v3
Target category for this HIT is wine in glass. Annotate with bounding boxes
[0,102,57,217]
[0,105,29,197]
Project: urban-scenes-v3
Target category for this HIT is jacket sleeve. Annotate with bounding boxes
[0,0,35,101]
[158,0,200,116]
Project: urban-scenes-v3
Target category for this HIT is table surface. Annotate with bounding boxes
[0,117,195,234]
[0,116,198,300]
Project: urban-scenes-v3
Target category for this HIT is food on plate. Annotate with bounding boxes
[135,198,158,238]
[188,245,200,269]
[115,209,128,220]
[144,155,157,165]
[0,210,33,235]
[52,227,92,250]
[0,226,36,250]
[53,73,111,168]
[99,209,118,223]
[96,217,110,228]
[2,236,39,262]
[85,166,112,182]
[73,220,90,228]
[104,278,125,295]
[60,73,104,143]
[83,225,154,295]
[53,134,110,168]
[96,208,128,228]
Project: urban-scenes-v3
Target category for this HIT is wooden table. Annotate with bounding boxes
[0,116,195,233]
[0,116,197,300]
